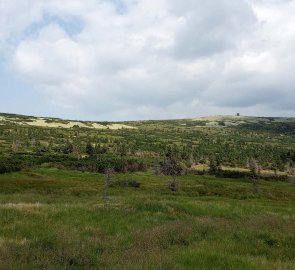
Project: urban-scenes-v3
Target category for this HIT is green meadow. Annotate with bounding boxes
[0,168,294,270]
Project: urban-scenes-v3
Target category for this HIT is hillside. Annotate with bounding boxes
[0,113,295,269]
[0,113,294,175]
[0,113,136,130]
[1,168,295,269]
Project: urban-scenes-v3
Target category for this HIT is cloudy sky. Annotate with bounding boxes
[0,0,294,120]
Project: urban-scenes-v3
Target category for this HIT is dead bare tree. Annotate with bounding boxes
[249,158,260,193]
[289,167,295,185]
[160,150,185,192]
[153,154,162,175]
[11,140,20,153]
[103,167,114,202]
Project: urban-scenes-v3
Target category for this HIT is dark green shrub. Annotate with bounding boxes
[109,180,140,188]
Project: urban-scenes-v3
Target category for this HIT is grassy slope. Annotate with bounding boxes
[0,168,295,269]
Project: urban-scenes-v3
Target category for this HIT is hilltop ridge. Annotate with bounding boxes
[0,112,294,130]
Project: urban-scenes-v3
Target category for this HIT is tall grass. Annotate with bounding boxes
[0,169,294,269]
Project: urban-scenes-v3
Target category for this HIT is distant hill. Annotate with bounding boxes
[0,113,136,130]
[1,112,294,130]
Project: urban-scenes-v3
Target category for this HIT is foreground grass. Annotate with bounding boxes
[0,168,295,269]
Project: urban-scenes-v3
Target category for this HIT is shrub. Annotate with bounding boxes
[109,180,141,188]
[0,157,21,174]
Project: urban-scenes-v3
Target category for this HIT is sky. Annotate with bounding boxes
[0,0,294,121]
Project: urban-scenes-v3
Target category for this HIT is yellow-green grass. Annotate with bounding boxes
[0,168,294,269]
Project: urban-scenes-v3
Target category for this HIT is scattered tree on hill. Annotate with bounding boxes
[62,142,74,154]
[94,144,107,160]
[209,156,222,175]
[11,140,20,153]
[86,142,94,157]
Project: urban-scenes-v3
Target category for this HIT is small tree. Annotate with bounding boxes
[86,142,94,157]
[11,140,20,153]
[160,150,185,192]
[209,156,221,176]
[94,144,107,160]
[62,142,73,154]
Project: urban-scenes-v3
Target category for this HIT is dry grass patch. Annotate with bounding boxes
[192,164,209,171]
[128,221,194,253]
[0,203,44,211]
[1,116,138,130]
[107,124,136,130]
[240,215,295,233]
[0,238,29,247]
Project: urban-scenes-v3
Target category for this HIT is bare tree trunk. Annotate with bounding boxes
[249,158,260,193]
[252,176,260,193]
[169,175,179,192]
[103,168,114,203]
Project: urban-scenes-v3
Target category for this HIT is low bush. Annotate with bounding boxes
[0,157,22,174]
[109,180,141,188]
[54,156,148,173]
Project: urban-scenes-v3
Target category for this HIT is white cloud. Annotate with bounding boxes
[170,0,257,58]
[0,0,294,120]
[0,0,43,53]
